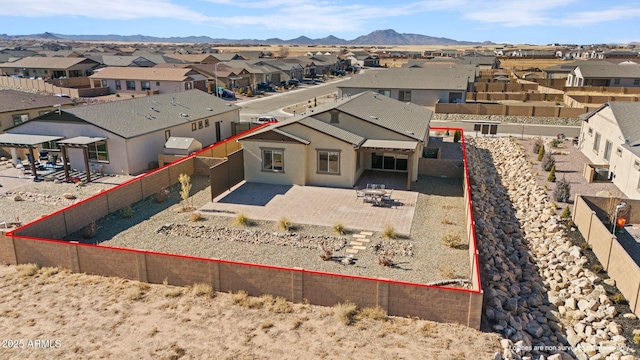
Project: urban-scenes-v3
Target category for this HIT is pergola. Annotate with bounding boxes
[360,139,419,191]
[0,133,64,180]
[57,136,107,183]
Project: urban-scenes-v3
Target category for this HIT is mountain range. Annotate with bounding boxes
[0,29,494,46]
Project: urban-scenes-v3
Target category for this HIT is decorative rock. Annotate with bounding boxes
[604,279,616,287]
[62,193,77,200]
[623,313,637,320]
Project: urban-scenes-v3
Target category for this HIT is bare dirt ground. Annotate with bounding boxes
[0,264,500,359]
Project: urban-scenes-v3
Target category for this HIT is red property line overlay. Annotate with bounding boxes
[7,125,481,295]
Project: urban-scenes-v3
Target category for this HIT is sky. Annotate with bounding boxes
[1,0,639,44]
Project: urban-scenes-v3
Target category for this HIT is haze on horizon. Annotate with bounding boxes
[1,0,640,45]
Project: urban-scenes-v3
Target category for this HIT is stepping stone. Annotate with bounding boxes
[360,231,374,236]
[346,249,359,254]
[353,234,367,239]
[352,245,366,250]
[350,241,363,246]
[358,238,370,243]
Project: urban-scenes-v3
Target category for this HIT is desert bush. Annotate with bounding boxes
[438,265,456,279]
[537,144,545,161]
[634,334,640,345]
[532,138,543,155]
[126,287,144,301]
[419,322,438,337]
[320,240,333,261]
[278,217,292,231]
[561,206,571,220]
[611,293,627,305]
[441,214,455,225]
[261,294,293,313]
[551,139,562,148]
[189,211,202,222]
[453,130,462,143]
[580,241,590,250]
[382,225,397,239]
[541,152,555,171]
[358,306,387,321]
[178,173,193,211]
[378,249,395,267]
[554,176,571,203]
[17,263,39,277]
[593,264,604,273]
[120,205,134,218]
[82,221,97,239]
[233,213,251,227]
[192,283,214,298]
[153,188,169,203]
[334,301,358,325]
[441,230,465,249]
[164,288,183,298]
[547,165,556,182]
[232,290,263,309]
[332,222,346,236]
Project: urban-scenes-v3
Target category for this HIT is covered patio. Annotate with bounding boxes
[0,133,64,181]
[357,139,419,191]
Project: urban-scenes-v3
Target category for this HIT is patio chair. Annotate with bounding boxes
[382,190,392,201]
[379,184,385,189]
[355,187,365,201]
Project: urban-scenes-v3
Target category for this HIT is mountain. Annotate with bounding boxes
[0,30,493,45]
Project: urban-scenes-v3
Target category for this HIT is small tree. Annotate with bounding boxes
[555,176,572,203]
[542,153,555,171]
[537,144,545,161]
[179,173,193,211]
[547,165,556,182]
[453,130,462,143]
[561,206,571,220]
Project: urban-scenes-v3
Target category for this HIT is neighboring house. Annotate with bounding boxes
[86,55,159,68]
[338,65,475,106]
[543,60,611,79]
[0,90,76,132]
[5,90,239,175]
[346,52,380,67]
[0,56,99,78]
[189,63,250,92]
[456,56,501,70]
[223,60,283,86]
[238,91,432,190]
[89,67,207,95]
[566,63,640,87]
[164,54,220,64]
[579,102,640,199]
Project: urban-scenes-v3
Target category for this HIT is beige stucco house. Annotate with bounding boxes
[579,102,640,199]
[0,57,99,79]
[238,91,432,189]
[0,90,76,132]
[5,90,238,175]
[89,67,207,95]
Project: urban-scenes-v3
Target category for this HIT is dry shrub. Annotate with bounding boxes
[233,213,252,227]
[259,321,274,331]
[164,288,183,298]
[126,287,144,301]
[17,263,39,277]
[291,319,304,330]
[82,221,97,239]
[419,321,438,337]
[441,230,465,249]
[278,217,293,231]
[192,283,214,298]
[378,249,395,267]
[334,301,358,325]
[232,290,264,309]
[39,266,59,278]
[189,211,202,222]
[382,225,397,239]
[154,188,169,203]
[439,265,457,279]
[320,240,333,261]
[441,214,455,225]
[358,306,387,321]
[120,205,133,218]
[332,222,346,236]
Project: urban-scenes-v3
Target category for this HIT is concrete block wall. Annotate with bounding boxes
[302,272,378,308]
[608,241,640,313]
[218,262,293,301]
[14,212,67,240]
[0,233,16,265]
[418,159,464,178]
[64,197,110,235]
[13,237,73,269]
[145,253,211,286]
[140,168,171,198]
[105,181,144,213]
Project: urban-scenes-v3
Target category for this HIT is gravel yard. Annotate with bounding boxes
[64,175,471,285]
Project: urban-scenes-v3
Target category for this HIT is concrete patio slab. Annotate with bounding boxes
[201,181,418,235]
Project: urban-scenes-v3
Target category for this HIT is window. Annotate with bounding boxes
[614,79,620,85]
[156,81,160,86]
[371,153,408,171]
[378,90,390,97]
[141,81,151,90]
[191,123,197,131]
[38,110,50,116]
[588,127,593,136]
[635,79,640,86]
[204,119,210,127]
[101,79,107,87]
[126,80,135,90]
[88,141,108,162]
[330,110,339,124]
[12,114,28,125]
[198,120,203,129]
[593,132,601,153]
[616,147,623,157]
[115,80,121,90]
[262,149,284,172]
[604,140,612,161]
[635,160,640,170]
[165,130,171,140]
[399,90,411,102]
[317,150,340,174]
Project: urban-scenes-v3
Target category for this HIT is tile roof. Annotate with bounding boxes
[338,65,474,91]
[12,90,239,139]
[0,90,75,113]
[89,67,201,81]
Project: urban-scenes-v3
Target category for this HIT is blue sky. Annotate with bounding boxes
[1,0,639,44]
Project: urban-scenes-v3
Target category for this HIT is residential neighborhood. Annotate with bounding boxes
[2,14,640,360]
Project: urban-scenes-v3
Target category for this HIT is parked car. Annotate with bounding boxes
[287,79,300,86]
[216,88,236,99]
[257,82,275,92]
[256,116,278,123]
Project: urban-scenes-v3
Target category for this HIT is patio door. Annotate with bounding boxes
[371,153,408,171]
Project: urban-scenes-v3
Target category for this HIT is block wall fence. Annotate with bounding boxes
[1,126,483,329]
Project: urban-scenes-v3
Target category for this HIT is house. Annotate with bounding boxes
[543,60,610,79]
[238,91,432,190]
[189,63,251,92]
[566,63,640,87]
[0,89,76,132]
[0,56,99,78]
[346,52,380,67]
[579,102,640,199]
[164,54,220,64]
[337,65,475,106]
[86,55,160,68]
[88,67,207,95]
[5,90,239,175]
